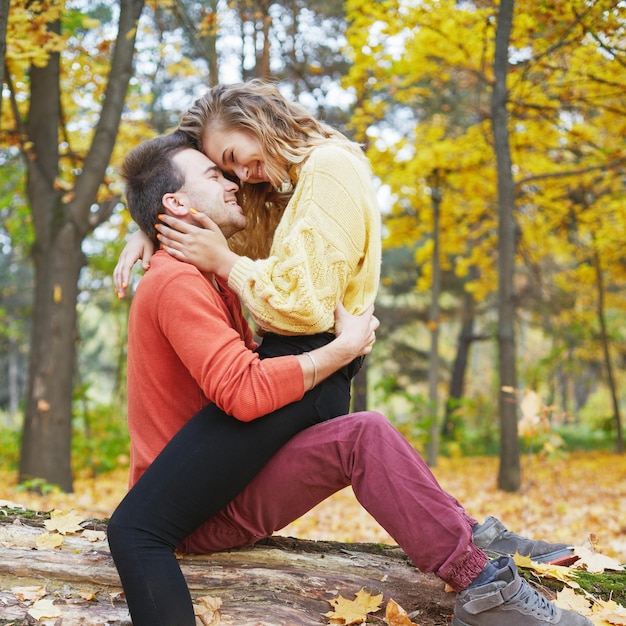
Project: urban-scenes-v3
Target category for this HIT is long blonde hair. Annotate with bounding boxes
[178,79,365,259]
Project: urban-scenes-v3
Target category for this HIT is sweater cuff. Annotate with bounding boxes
[228,256,256,296]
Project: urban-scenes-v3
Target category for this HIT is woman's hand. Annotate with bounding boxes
[114,230,155,298]
[333,302,379,357]
[156,211,240,279]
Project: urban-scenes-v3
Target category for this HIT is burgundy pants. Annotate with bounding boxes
[180,411,486,591]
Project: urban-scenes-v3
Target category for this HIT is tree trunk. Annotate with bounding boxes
[442,291,476,438]
[491,0,521,492]
[351,356,368,412]
[592,247,624,453]
[18,0,146,492]
[0,516,455,626]
[426,174,442,467]
[19,221,83,491]
[0,0,8,120]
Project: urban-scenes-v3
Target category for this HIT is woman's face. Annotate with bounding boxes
[202,127,270,185]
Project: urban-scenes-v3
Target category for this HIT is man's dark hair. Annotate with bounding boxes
[121,131,193,248]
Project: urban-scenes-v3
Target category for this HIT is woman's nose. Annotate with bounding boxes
[235,165,248,182]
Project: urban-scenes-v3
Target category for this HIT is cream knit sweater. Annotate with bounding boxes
[228,144,381,335]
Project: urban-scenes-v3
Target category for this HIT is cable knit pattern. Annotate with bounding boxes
[228,144,381,335]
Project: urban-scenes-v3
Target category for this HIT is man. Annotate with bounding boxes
[108,131,588,626]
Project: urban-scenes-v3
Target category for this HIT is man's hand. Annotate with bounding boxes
[334,302,379,357]
[156,212,239,278]
[114,230,155,298]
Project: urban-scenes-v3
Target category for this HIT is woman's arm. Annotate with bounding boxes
[114,230,156,298]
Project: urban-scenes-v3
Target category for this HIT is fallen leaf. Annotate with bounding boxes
[513,552,580,587]
[325,588,383,624]
[194,595,222,625]
[11,585,47,602]
[555,587,592,616]
[36,531,65,549]
[591,597,626,626]
[82,529,107,542]
[28,597,62,620]
[0,500,24,508]
[44,509,84,535]
[573,547,625,573]
[385,598,420,625]
[79,589,97,601]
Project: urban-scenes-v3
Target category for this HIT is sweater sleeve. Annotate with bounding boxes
[156,267,305,421]
[228,145,381,335]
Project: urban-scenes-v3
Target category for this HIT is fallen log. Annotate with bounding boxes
[0,511,455,625]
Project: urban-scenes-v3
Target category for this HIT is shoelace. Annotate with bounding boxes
[515,579,557,618]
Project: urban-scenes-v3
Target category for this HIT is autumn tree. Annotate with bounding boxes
[3,0,145,491]
[343,0,625,474]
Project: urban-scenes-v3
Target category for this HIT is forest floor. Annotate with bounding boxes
[1,450,625,561]
[0,450,625,625]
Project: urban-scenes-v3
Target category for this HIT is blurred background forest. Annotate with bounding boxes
[0,0,625,504]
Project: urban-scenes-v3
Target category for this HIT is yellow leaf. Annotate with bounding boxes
[28,597,62,620]
[513,553,579,588]
[385,598,420,625]
[326,588,383,624]
[44,509,84,535]
[194,595,222,626]
[36,531,64,549]
[79,589,97,601]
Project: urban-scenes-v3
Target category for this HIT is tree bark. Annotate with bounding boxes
[19,0,146,492]
[0,517,455,626]
[427,173,442,467]
[442,291,476,438]
[592,247,624,454]
[0,0,8,120]
[491,0,521,492]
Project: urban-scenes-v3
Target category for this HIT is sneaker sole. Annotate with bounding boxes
[480,548,578,566]
[546,554,579,567]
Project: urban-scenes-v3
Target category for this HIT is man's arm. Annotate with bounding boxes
[152,262,376,422]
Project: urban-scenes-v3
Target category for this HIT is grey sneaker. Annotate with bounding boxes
[473,516,577,565]
[453,556,593,626]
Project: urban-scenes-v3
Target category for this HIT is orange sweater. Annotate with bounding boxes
[127,251,304,487]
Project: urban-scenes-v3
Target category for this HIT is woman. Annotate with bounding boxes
[115,79,380,345]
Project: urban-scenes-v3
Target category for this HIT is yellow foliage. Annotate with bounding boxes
[343,0,626,355]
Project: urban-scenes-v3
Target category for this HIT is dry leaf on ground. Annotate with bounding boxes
[325,588,383,624]
[385,598,420,625]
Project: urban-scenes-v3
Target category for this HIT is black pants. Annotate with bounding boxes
[108,333,362,625]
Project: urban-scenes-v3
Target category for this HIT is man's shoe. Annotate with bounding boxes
[453,556,593,626]
[473,516,578,565]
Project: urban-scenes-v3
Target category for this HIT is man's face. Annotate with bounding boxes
[172,149,246,238]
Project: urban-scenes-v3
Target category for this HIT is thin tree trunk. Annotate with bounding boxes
[426,174,442,466]
[592,248,624,453]
[492,0,521,492]
[0,0,8,121]
[442,291,476,438]
[351,357,368,413]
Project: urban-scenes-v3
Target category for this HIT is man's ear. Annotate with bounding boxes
[162,192,189,217]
